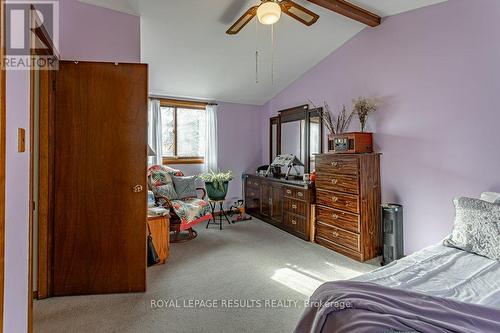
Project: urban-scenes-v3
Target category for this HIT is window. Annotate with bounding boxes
[159,99,206,164]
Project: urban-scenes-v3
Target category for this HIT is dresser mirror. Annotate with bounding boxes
[269,105,323,175]
[309,109,323,171]
[270,117,279,162]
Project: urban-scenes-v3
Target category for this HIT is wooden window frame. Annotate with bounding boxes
[158,98,206,165]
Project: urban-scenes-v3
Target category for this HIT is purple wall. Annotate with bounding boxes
[168,102,262,208]
[60,0,141,62]
[4,1,140,332]
[261,0,500,253]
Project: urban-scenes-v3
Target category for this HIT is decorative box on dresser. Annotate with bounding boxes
[315,153,382,262]
[244,175,315,241]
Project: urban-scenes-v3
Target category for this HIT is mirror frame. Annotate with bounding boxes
[269,105,323,174]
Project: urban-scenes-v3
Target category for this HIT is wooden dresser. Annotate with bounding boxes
[315,153,382,262]
[245,175,315,240]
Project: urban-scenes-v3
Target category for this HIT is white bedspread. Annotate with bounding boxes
[353,244,500,308]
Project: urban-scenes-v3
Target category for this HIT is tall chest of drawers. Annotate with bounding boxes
[315,153,382,262]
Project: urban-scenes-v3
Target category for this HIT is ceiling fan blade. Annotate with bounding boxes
[226,6,258,35]
[281,0,319,26]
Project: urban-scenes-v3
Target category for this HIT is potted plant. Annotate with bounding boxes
[200,170,234,201]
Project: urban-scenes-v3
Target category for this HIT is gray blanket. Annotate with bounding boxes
[294,281,500,333]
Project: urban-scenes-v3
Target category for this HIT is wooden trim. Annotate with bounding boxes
[32,2,59,304]
[173,107,177,156]
[158,98,207,110]
[0,0,5,330]
[28,7,41,330]
[307,0,381,27]
[163,157,204,165]
[36,68,52,300]
[28,6,58,330]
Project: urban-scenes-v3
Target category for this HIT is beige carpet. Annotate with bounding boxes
[34,218,379,333]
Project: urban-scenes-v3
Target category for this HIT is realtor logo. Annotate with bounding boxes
[3,0,59,70]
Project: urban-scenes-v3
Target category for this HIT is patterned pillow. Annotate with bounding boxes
[172,175,198,199]
[157,183,178,200]
[443,197,500,260]
[150,170,172,187]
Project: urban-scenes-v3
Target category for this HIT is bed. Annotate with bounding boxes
[353,243,500,308]
[295,193,500,333]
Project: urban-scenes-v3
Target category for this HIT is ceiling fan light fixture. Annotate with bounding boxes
[257,1,281,25]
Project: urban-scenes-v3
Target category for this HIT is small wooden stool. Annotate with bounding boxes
[206,200,231,230]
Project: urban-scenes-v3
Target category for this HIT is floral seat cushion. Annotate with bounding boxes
[171,198,212,230]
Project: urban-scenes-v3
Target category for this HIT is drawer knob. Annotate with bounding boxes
[286,190,292,195]
[332,231,339,237]
[297,192,303,197]
[332,214,339,219]
[292,204,297,209]
[331,179,338,185]
[331,162,340,168]
[332,196,339,202]
[291,220,297,225]
[345,202,351,207]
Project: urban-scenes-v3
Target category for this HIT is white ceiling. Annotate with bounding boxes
[80,0,447,105]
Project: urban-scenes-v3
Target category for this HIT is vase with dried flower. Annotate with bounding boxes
[353,96,378,132]
[308,100,354,136]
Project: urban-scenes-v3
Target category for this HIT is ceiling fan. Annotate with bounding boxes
[226,0,381,35]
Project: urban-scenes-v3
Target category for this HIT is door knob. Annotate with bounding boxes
[132,185,144,193]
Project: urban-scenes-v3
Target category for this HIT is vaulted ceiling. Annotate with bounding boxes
[80,0,447,105]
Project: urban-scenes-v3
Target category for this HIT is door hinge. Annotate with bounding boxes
[32,201,36,211]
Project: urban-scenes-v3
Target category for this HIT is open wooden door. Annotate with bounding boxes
[52,61,148,296]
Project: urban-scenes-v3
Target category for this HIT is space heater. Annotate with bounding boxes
[381,204,404,265]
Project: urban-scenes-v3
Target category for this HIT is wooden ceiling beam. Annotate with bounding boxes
[307,0,381,27]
